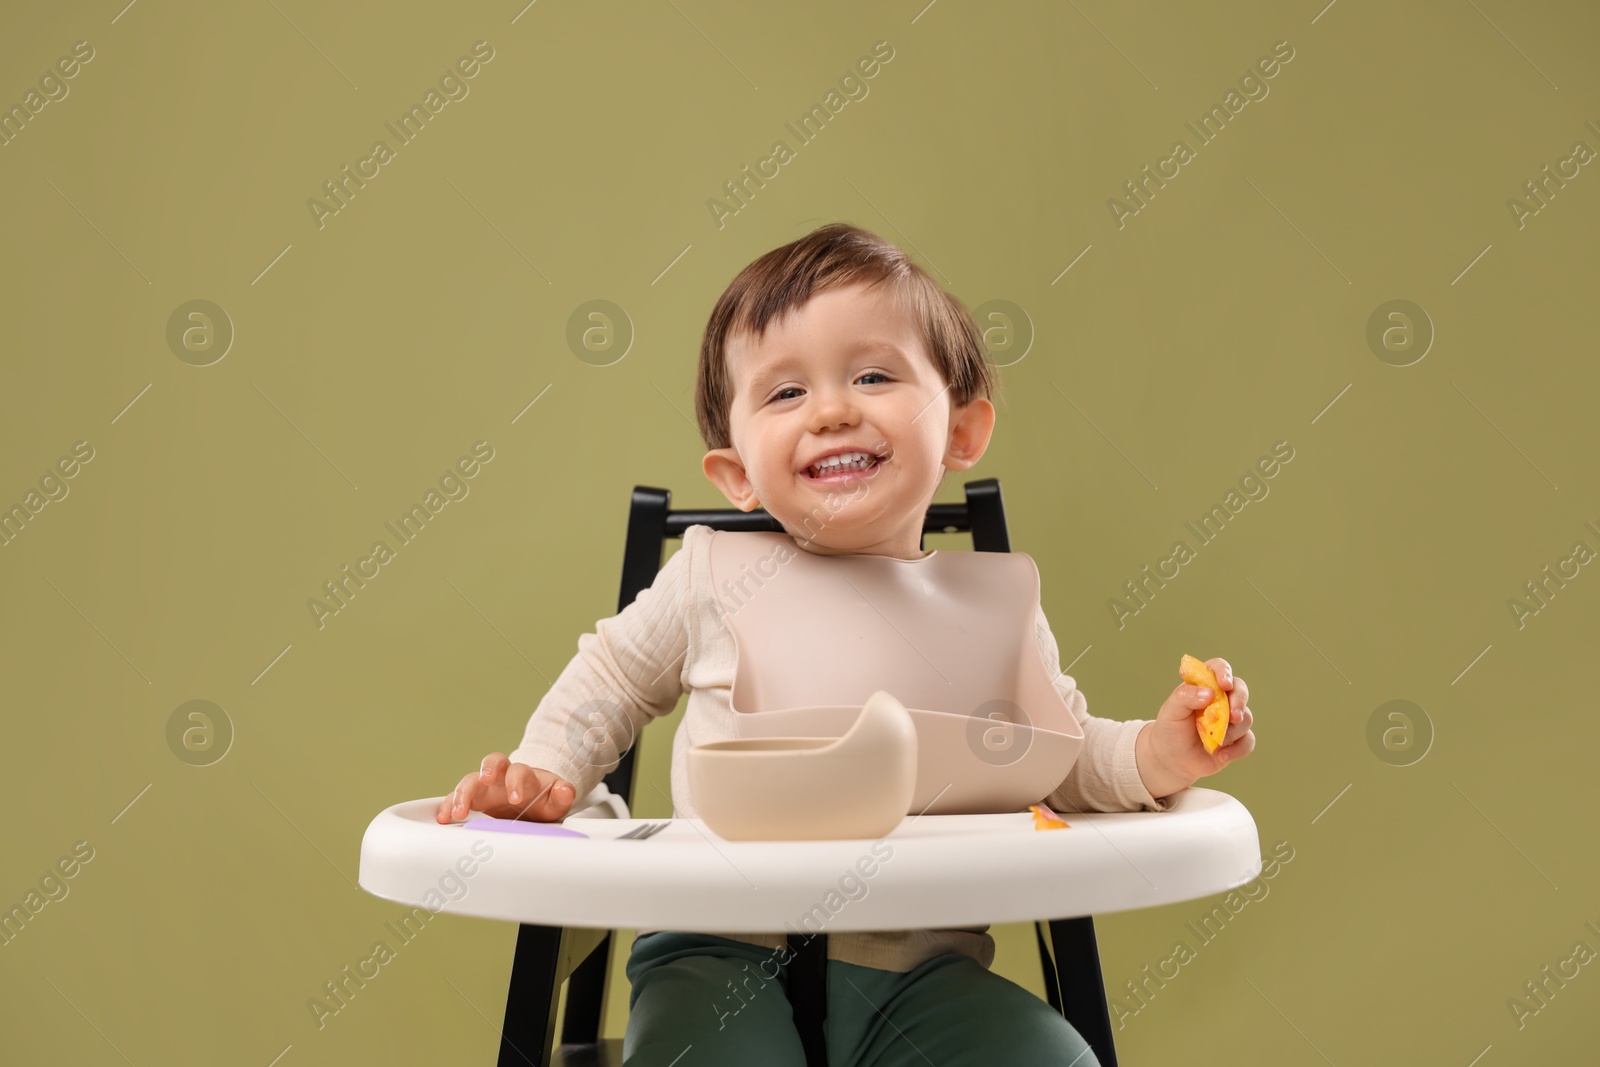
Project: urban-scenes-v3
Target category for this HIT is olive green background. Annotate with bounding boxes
[2,1,1596,1064]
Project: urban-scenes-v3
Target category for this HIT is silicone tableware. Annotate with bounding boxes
[687,689,917,841]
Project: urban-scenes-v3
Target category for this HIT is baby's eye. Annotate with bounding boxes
[767,372,891,404]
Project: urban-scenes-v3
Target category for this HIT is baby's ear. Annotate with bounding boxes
[702,448,760,511]
[944,397,996,471]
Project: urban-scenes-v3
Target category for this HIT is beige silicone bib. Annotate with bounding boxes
[705,528,1085,816]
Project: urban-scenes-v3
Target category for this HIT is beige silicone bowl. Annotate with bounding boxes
[687,690,917,841]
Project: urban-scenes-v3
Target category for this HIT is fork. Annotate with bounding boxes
[616,821,669,840]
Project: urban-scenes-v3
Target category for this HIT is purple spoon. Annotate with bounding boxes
[463,816,588,839]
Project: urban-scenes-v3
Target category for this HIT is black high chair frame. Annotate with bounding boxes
[495,478,1120,1067]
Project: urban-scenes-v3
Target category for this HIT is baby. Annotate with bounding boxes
[436,222,1257,1066]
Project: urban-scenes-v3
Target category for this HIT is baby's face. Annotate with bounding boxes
[702,280,993,559]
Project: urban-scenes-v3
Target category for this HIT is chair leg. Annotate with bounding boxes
[1046,917,1119,1067]
[559,932,612,1045]
[1033,921,1063,1013]
[500,923,563,1067]
[786,932,830,1067]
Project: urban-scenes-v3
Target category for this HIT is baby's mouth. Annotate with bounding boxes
[801,452,884,483]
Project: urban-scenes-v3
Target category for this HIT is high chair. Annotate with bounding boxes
[498,478,1124,1066]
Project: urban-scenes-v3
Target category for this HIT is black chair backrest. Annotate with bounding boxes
[600,477,1011,808]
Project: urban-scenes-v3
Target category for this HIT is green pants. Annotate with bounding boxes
[623,931,1100,1067]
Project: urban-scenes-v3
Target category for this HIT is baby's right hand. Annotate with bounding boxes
[435,752,576,824]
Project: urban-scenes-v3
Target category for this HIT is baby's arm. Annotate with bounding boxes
[506,538,693,800]
[1032,603,1176,815]
[437,536,692,823]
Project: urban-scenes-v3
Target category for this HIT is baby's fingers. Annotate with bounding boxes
[436,772,478,822]
[445,759,509,822]
[1216,728,1255,765]
[505,762,546,812]
[432,777,467,825]
[450,771,486,820]
[1228,676,1250,718]
[479,751,511,783]
[1205,658,1234,689]
[1158,683,1219,724]
[514,768,577,822]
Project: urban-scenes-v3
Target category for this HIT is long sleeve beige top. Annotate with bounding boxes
[508,523,1176,972]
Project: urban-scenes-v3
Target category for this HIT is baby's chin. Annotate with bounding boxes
[773,511,919,558]
[785,530,872,555]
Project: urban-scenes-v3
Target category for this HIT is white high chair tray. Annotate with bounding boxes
[358,787,1261,933]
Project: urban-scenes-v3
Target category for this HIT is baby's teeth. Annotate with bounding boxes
[811,452,874,475]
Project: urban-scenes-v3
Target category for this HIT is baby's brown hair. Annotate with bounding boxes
[694,222,1003,450]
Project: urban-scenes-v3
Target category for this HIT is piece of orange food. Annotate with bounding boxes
[1029,804,1070,830]
[1178,654,1229,754]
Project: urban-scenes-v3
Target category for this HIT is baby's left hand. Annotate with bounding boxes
[1145,657,1255,793]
